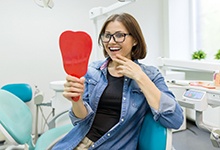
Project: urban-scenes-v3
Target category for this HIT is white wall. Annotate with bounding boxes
[0,0,166,133]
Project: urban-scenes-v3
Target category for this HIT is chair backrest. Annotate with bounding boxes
[0,90,34,149]
[1,83,32,102]
[138,110,172,150]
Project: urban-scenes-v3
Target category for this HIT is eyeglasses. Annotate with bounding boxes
[101,32,131,43]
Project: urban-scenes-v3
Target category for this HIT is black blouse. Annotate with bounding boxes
[86,70,124,142]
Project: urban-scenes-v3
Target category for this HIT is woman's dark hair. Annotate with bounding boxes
[98,13,147,60]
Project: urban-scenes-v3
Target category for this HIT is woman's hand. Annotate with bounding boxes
[63,75,87,118]
[113,54,144,81]
[113,54,161,110]
[63,75,85,102]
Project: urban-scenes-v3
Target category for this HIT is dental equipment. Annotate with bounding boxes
[33,85,62,143]
[34,0,54,9]
[158,57,220,148]
[49,81,71,128]
[0,89,73,150]
[169,84,220,148]
[210,128,220,147]
[89,0,136,20]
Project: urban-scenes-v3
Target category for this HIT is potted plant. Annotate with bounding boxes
[214,49,220,60]
[192,50,206,60]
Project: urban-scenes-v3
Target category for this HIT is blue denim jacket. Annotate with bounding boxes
[52,58,183,150]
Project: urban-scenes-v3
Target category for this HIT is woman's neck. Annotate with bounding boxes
[107,60,123,77]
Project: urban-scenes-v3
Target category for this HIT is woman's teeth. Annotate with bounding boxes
[109,47,120,51]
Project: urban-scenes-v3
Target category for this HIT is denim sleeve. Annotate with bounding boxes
[68,101,94,126]
[150,92,184,129]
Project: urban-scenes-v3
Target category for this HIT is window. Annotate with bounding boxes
[194,0,220,61]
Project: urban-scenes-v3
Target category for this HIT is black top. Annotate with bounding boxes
[86,70,124,142]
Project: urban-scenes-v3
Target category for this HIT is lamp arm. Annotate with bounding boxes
[89,1,136,20]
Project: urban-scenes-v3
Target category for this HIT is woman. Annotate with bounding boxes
[52,13,183,150]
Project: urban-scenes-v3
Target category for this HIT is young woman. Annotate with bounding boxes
[52,13,183,150]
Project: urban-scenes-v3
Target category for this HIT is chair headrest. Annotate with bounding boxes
[1,83,32,102]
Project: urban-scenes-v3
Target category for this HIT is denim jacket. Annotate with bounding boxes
[52,58,183,150]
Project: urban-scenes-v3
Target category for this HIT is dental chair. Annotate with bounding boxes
[0,89,73,150]
[1,83,61,141]
[0,83,33,148]
[1,83,32,103]
[138,110,172,150]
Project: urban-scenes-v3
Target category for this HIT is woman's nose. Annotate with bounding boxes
[109,36,116,43]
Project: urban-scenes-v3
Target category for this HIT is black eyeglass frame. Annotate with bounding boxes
[101,32,131,43]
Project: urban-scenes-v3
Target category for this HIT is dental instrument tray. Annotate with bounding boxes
[189,81,216,89]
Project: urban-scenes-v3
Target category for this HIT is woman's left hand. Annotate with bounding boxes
[114,54,161,110]
[113,54,144,80]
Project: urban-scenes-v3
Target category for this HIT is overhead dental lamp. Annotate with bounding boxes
[34,0,54,8]
[89,0,136,20]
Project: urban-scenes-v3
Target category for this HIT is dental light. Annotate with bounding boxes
[89,0,136,20]
[34,0,54,9]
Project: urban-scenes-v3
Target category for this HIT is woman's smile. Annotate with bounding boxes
[109,46,121,52]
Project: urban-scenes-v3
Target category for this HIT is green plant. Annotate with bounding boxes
[192,50,206,60]
[214,49,220,60]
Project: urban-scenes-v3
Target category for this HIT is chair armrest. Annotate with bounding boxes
[35,124,73,150]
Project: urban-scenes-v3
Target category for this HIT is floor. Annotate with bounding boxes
[173,120,220,150]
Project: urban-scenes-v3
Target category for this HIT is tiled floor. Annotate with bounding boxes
[173,120,220,150]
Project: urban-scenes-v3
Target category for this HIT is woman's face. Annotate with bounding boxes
[102,21,136,60]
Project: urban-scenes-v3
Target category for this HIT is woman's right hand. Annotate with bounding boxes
[63,75,88,118]
[63,75,85,102]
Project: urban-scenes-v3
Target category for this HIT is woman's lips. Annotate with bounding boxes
[109,47,121,52]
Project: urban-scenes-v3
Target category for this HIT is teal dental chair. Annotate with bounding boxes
[138,110,172,150]
[0,83,33,148]
[0,89,73,150]
[1,83,32,103]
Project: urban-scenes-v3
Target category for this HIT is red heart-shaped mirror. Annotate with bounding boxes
[59,30,92,101]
